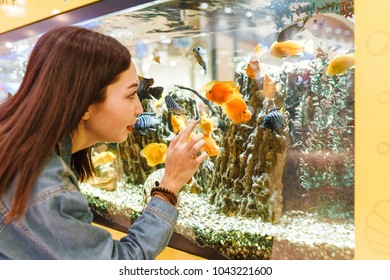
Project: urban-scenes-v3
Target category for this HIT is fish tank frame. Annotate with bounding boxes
[0,0,354,260]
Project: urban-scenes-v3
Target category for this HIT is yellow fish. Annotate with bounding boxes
[153,48,160,64]
[140,143,167,167]
[201,134,220,157]
[171,114,188,135]
[170,115,194,140]
[92,151,116,167]
[201,80,240,105]
[327,53,355,76]
[200,111,218,135]
[221,95,252,124]
[269,40,305,58]
[263,74,276,100]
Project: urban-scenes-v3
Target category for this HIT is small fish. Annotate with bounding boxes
[165,95,184,115]
[132,112,161,136]
[152,48,160,64]
[193,46,208,74]
[246,43,267,80]
[202,80,240,105]
[263,74,276,100]
[171,115,194,140]
[140,143,167,167]
[304,13,354,43]
[148,86,164,100]
[171,114,188,135]
[137,76,163,100]
[92,151,116,167]
[277,17,308,42]
[221,95,252,124]
[246,53,261,80]
[261,108,284,132]
[269,40,305,58]
[326,53,355,76]
[200,111,218,135]
[201,134,220,157]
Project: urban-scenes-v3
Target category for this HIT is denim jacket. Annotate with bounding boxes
[0,136,179,259]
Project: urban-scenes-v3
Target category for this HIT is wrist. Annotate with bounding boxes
[159,176,180,196]
[151,181,178,206]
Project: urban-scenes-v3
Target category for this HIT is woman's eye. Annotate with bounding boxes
[128,92,137,99]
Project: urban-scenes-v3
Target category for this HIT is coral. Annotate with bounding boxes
[209,60,289,223]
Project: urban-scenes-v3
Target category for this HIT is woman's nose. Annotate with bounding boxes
[136,95,144,114]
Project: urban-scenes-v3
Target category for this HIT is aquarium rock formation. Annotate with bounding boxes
[209,61,289,223]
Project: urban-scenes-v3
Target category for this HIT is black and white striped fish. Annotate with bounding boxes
[132,112,161,136]
[165,95,184,115]
[261,108,284,132]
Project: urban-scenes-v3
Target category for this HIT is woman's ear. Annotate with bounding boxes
[82,109,91,120]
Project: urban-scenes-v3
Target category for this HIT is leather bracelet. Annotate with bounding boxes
[151,181,178,206]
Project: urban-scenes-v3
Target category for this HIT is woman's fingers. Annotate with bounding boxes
[188,136,205,157]
[195,151,208,164]
[167,131,181,151]
[177,117,199,144]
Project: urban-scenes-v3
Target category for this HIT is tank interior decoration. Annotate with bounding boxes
[0,0,354,259]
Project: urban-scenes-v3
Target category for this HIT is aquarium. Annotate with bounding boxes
[0,0,354,259]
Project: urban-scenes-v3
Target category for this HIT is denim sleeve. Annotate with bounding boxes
[25,189,179,259]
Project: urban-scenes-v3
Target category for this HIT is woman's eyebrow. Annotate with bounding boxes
[127,82,138,89]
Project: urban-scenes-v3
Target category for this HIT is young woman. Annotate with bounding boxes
[0,26,207,259]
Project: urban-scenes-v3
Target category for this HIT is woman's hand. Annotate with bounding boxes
[160,117,208,195]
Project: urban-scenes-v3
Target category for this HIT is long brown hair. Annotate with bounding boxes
[0,26,131,221]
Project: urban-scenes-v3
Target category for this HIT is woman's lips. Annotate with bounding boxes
[127,126,132,132]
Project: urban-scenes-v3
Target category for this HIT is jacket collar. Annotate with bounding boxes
[56,134,73,168]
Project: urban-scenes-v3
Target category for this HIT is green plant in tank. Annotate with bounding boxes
[288,47,354,220]
[84,193,112,213]
[193,227,273,260]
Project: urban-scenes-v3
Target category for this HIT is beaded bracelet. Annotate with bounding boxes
[151,181,178,206]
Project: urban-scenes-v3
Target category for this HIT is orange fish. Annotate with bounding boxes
[246,43,267,80]
[269,40,305,58]
[170,115,194,140]
[222,95,252,124]
[202,80,240,105]
[263,74,276,100]
[200,111,218,135]
[246,53,261,80]
[201,134,220,157]
[140,143,167,167]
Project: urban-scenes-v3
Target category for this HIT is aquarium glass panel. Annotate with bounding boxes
[0,0,354,259]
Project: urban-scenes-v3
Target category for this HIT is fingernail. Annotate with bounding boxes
[193,116,199,121]
[176,130,180,135]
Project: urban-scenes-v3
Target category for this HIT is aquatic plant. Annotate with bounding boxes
[287,49,354,220]
[194,227,273,260]
[316,0,354,17]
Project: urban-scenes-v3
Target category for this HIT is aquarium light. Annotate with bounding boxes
[199,3,208,10]
[245,11,253,18]
[224,7,232,14]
